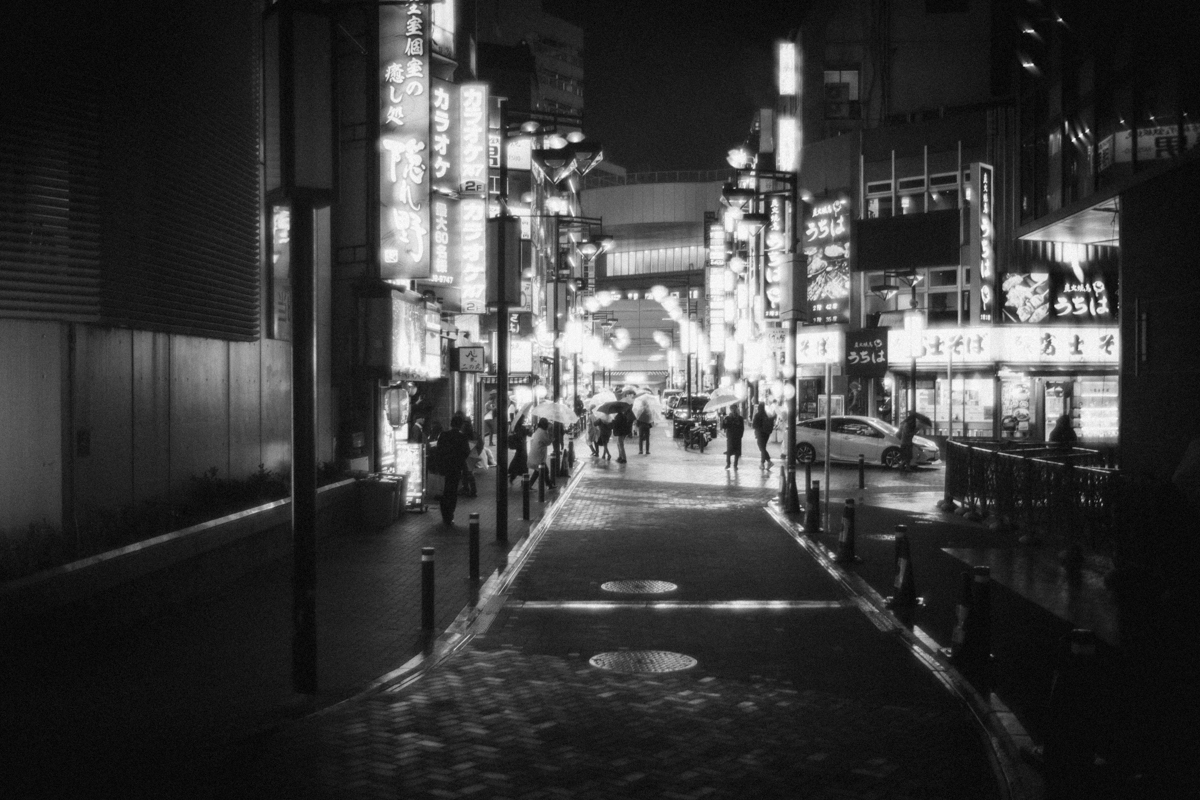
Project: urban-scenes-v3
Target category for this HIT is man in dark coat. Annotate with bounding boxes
[722,404,745,470]
[435,414,473,524]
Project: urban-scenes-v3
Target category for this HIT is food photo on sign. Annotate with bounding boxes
[1001,273,1051,323]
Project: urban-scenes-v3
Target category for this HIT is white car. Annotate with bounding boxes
[794,415,940,469]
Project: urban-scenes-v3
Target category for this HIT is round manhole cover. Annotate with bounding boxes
[589,650,697,673]
[600,580,678,594]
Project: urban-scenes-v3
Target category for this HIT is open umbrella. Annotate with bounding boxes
[906,410,933,427]
[595,400,632,415]
[531,400,577,425]
[703,391,741,413]
[632,394,664,422]
[587,390,617,408]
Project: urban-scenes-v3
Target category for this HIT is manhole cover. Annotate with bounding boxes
[600,580,678,594]
[589,650,697,673]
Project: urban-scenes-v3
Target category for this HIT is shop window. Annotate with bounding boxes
[927,291,959,325]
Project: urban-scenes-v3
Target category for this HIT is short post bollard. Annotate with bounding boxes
[468,513,480,582]
[566,440,575,469]
[804,461,812,493]
[538,465,547,502]
[858,454,866,489]
[550,454,560,480]
[421,547,435,631]
[787,466,801,513]
[1042,629,1100,795]
[835,499,857,562]
[522,475,531,520]
[967,565,993,667]
[885,526,918,608]
[804,480,821,532]
[779,466,789,505]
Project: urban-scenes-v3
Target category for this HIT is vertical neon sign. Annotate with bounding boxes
[380,2,430,280]
[458,83,490,313]
[973,163,995,322]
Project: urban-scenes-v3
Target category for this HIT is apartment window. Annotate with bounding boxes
[824,69,860,120]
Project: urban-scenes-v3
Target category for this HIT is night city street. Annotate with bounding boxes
[4,1,1199,798]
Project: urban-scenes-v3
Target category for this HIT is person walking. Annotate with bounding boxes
[635,403,654,455]
[434,414,472,524]
[483,395,496,445]
[1049,414,1078,447]
[587,411,601,457]
[752,401,773,470]
[527,417,555,489]
[596,414,613,460]
[899,412,919,472]
[722,404,745,470]
[507,414,530,485]
[612,406,633,463]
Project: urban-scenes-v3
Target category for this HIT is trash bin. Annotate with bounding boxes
[360,474,405,528]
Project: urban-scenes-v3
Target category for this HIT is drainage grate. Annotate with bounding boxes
[589,650,698,673]
[600,580,678,594]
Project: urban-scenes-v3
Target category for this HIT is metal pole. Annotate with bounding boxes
[421,547,435,630]
[824,360,832,533]
[291,192,318,696]
[468,513,480,582]
[495,219,510,544]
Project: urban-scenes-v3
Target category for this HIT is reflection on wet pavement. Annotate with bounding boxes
[945,547,1119,645]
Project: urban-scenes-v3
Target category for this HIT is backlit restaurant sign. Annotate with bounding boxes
[456,83,489,314]
[764,195,790,320]
[1098,123,1200,169]
[803,194,851,326]
[379,2,431,280]
[844,328,888,377]
[970,163,995,322]
[458,198,487,312]
[886,325,1119,367]
[795,330,844,364]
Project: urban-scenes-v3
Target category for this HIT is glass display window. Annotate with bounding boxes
[1073,376,1118,442]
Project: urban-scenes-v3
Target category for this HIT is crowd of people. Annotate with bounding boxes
[406,385,838,524]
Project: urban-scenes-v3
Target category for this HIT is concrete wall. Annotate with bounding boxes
[2,229,336,537]
[0,321,65,532]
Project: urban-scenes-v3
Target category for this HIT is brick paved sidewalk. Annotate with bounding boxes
[184,429,1007,800]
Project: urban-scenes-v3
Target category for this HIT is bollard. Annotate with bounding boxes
[834,499,858,562]
[885,526,918,607]
[468,513,480,582]
[566,440,575,469]
[945,570,973,661]
[804,480,822,532]
[965,565,993,667]
[522,474,531,520]
[1041,629,1100,794]
[421,547,435,630]
[779,465,788,505]
[787,466,801,513]
[858,454,866,489]
[550,453,561,480]
[538,464,547,502]
[804,461,812,494]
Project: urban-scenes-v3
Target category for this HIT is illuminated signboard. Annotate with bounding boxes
[795,330,844,364]
[1001,244,1116,325]
[492,333,534,374]
[764,195,791,320]
[390,295,433,379]
[379,2,431,280]
[1098,122,1200,170]
[886,325,1119,366]
[970,163,995,322]
[269,204,292,341]
[803,194,851,325]
[459,83,489,195]
[458,198,488,313]
[844,328,888,377]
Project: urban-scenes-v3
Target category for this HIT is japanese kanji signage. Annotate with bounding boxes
[803,194,851,326]
[969,163,995,323]
[844,328,888,377]
[458,198,487,312]
[795,330,844,364]
[764,195,791,320]
[380,2,431,280]
[886,325,1119,366]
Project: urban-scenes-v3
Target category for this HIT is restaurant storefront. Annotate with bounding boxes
[795,325,1119,445]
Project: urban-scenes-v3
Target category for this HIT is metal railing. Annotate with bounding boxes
[945,439,1122,554]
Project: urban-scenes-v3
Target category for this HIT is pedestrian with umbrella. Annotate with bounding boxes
[611,392,635,463]
[899,410,931,471]
[722,403,746,470]
[595,412,613,460]
[507,408,532,484]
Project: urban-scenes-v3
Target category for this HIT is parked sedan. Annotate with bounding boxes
[794,415,941,469]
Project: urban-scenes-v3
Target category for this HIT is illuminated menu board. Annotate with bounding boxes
[803,194,851,326]
[379,2,430,280]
